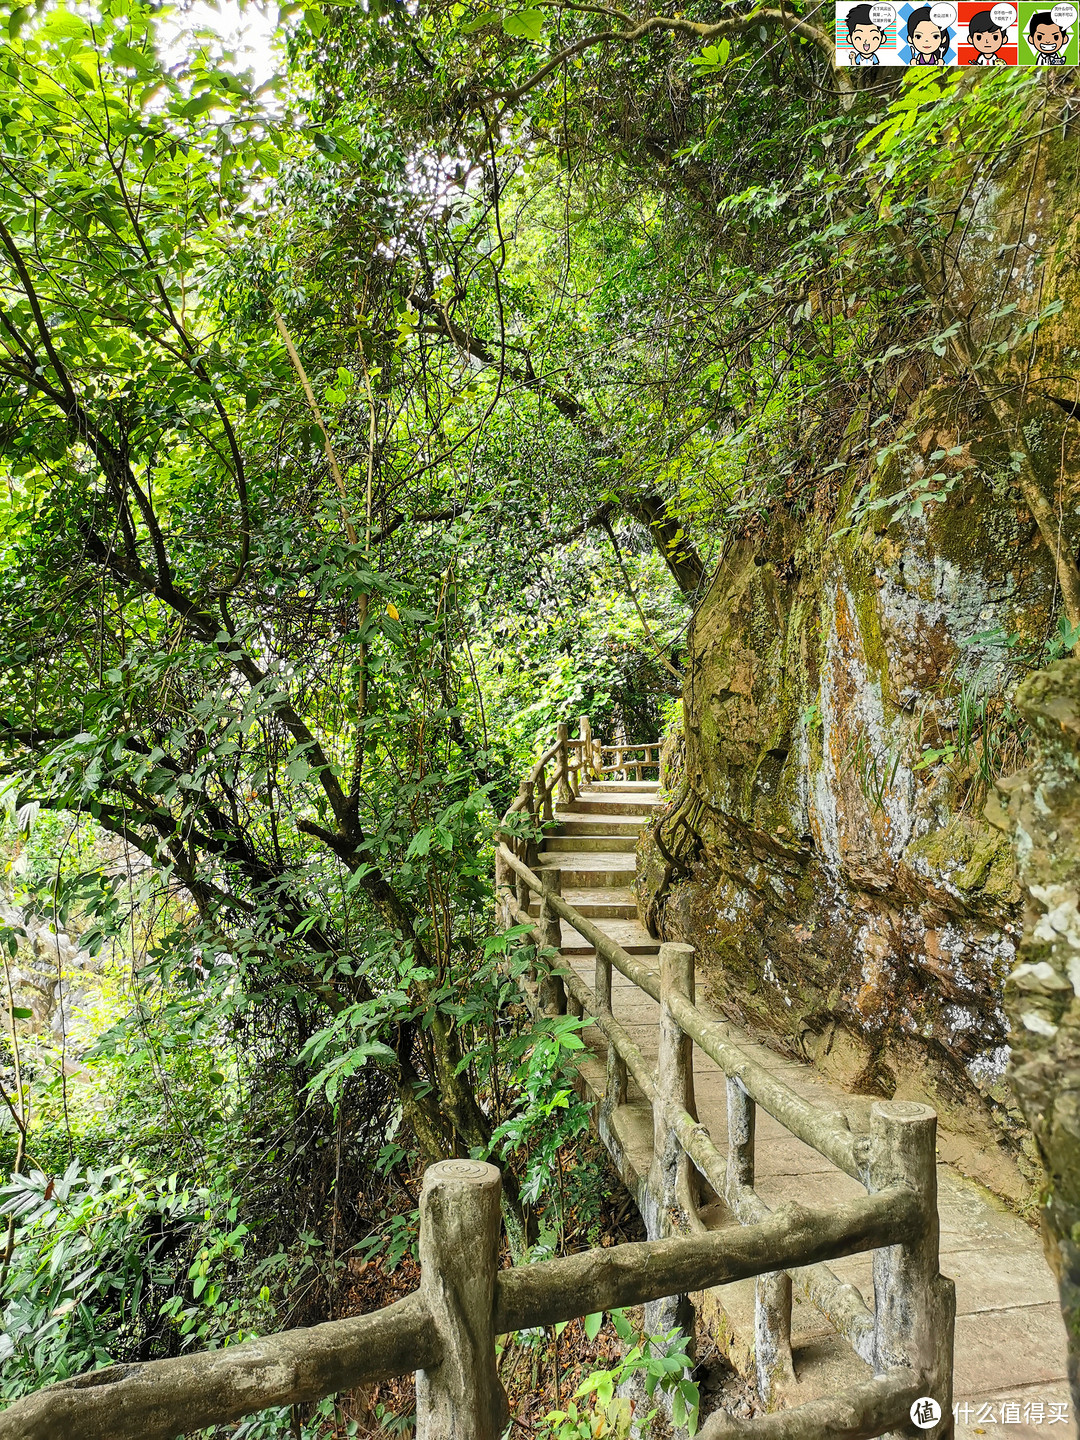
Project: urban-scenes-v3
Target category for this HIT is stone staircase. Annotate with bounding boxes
[528,779,661,957]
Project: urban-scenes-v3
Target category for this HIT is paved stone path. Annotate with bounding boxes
[536,779,1072,1440]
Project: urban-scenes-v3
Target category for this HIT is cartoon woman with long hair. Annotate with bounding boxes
[906,5,950,60]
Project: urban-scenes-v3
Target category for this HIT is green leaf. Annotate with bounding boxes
[42,9,88,40]
[584,1310,603,1340]
[11,1006,32,1020]
[182,94,218,118]
[503,8,544,41]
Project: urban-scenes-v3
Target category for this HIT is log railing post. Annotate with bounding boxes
[556,722,572,805]
[726,1076,795,1404]
[567,741,580,799]
[725,1075,755,1201]
[540,763,554,823]
[655,942,697,1202]
[579,715,594,781]
[646,941,697,1341]
[514,782,538,981]
[595,946,627,1111]
[415,1159,507,1440]
[538,867,566,1016]
[868,1102,955,1439]
[494,838,511,928]
[755,1268,795,1407]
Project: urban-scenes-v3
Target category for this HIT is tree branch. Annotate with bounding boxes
[489,8,838,109]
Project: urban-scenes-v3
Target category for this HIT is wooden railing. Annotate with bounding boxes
[599,738,661,781]
[0,1157,932,1440]
[497,714,658,862]
[508,717,661,830]
[493,715,955,1439]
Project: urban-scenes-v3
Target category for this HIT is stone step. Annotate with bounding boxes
[558,918,659,955]
[567,797,659,816]
[538,853,637,888]
[543,835,639,853]
[553,814,649,836]
[529,887,638,919]
[582,781,660,793]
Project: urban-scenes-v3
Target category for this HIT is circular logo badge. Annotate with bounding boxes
[910,1398,942,1430]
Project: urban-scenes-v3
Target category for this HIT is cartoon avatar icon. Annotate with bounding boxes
[846,3,887,62]
[906,5,951,60]
[966,8,1008,59]
[1027,10,1069,60]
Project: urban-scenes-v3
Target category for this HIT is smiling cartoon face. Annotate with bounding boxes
[850,20,886,51]
[972,22,1005,49]
[1032,18,1065,47]
[911,18,944,50]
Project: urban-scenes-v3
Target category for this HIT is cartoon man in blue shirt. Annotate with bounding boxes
[846,3,888,61]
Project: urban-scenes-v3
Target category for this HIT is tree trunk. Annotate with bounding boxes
[624,492,706,597]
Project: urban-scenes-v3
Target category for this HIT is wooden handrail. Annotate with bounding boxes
[500,886,876,1361]
[497,843,859,1179]
[499,844,661,999]
[493,1186,919,1334]
[493,714,951,1431]
[697,1369,923,1440]
[503,891,657,1099]
[0,1292,437,1440]
[667,989,861,1181]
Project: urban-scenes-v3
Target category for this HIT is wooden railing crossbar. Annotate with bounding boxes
[597,738,661,781]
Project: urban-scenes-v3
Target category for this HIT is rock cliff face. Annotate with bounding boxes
[639,398,1080,1207]
[637,105,1080,1207]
